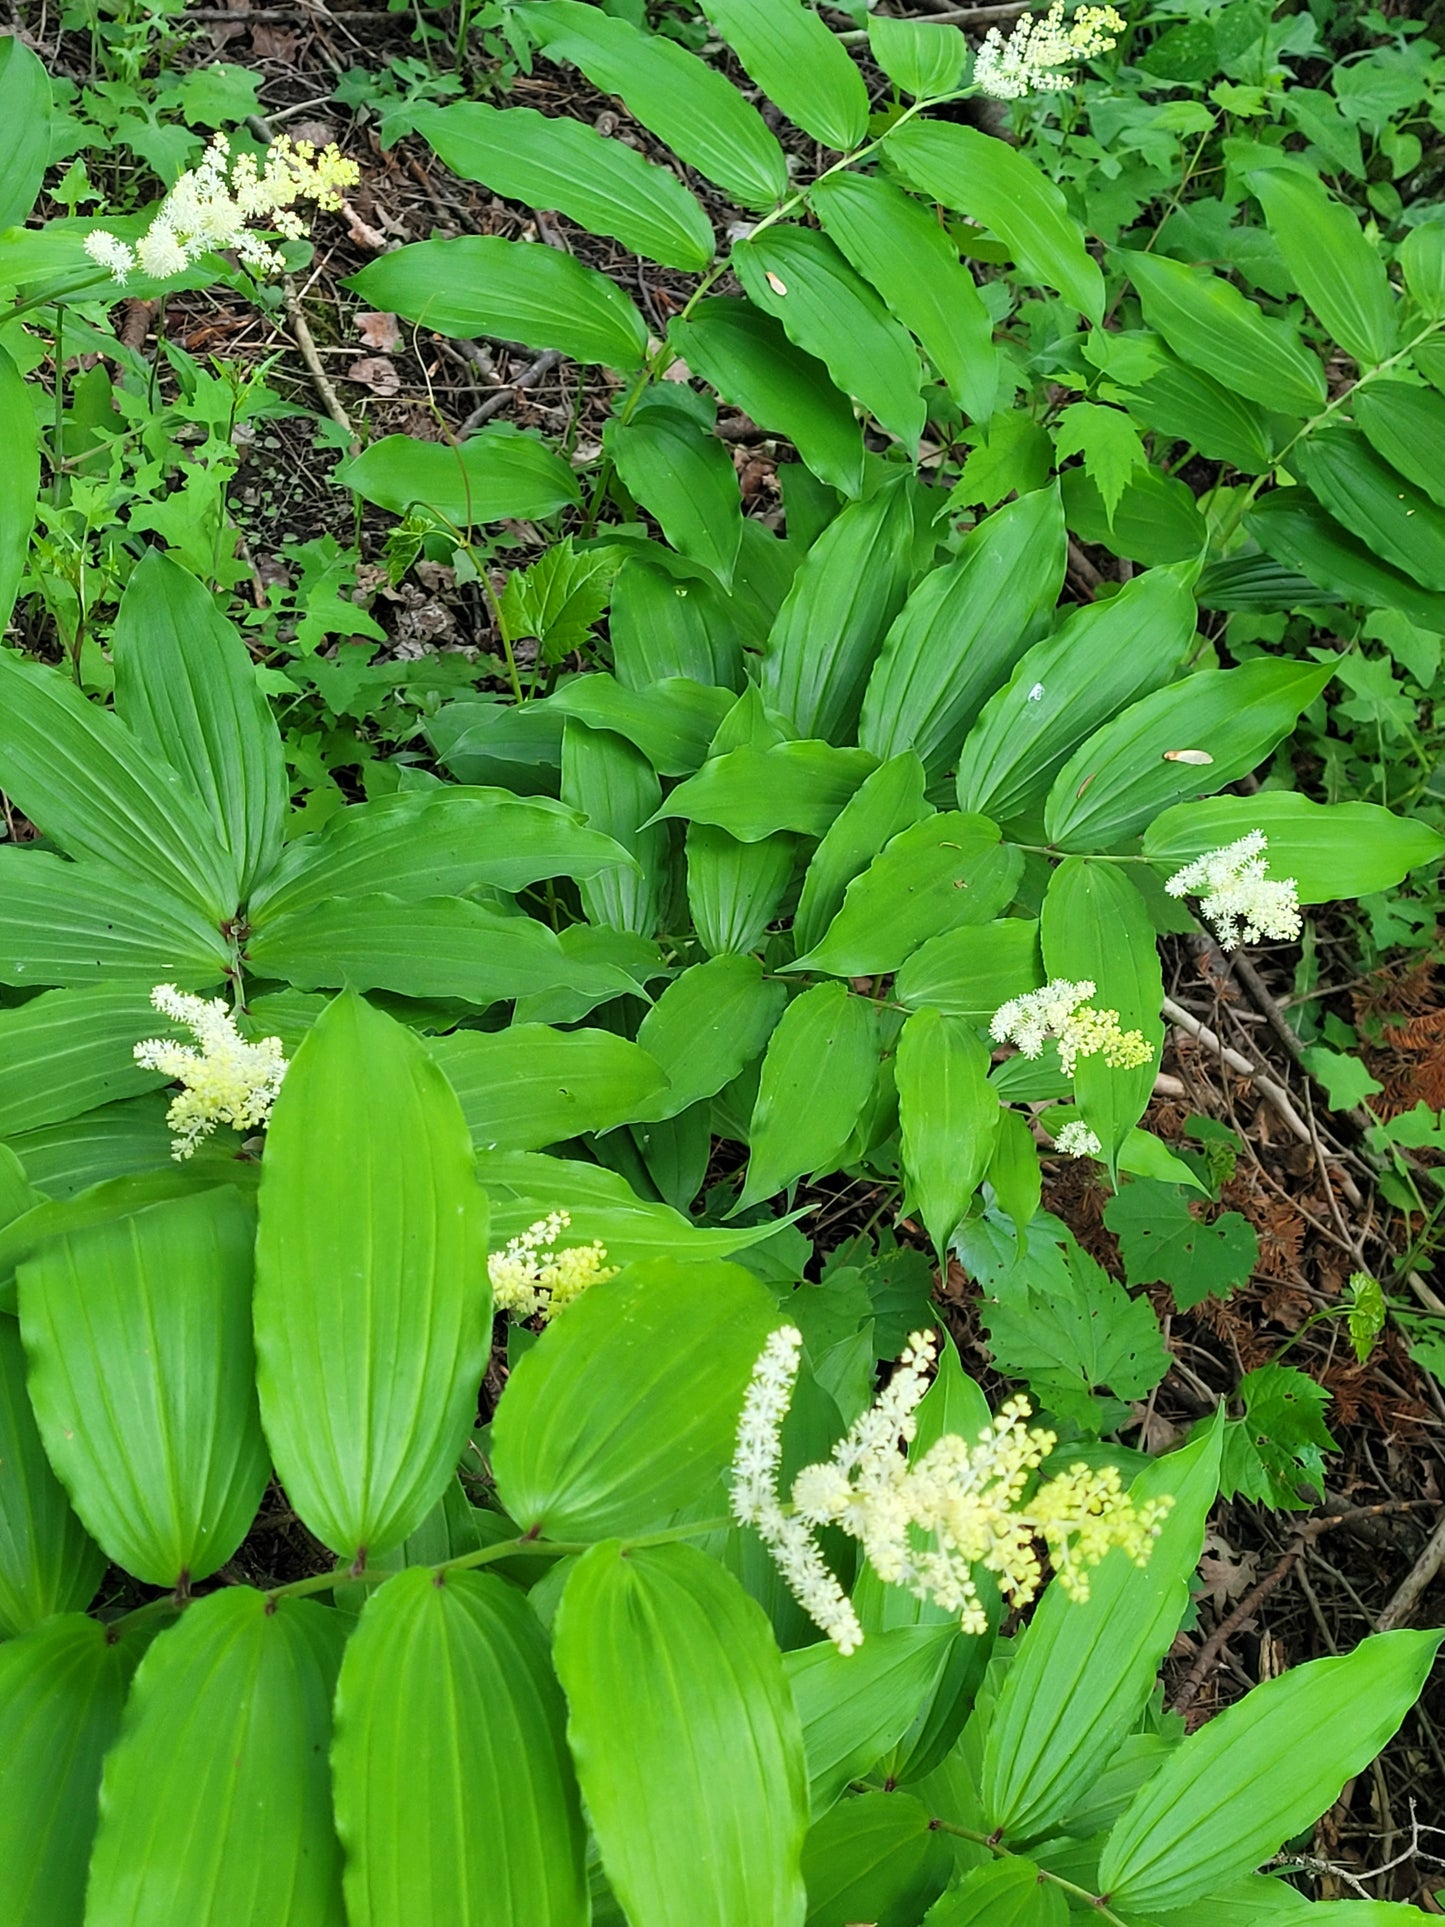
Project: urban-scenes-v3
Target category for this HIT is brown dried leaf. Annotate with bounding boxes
[346,356,401,397]
[356,310,403,353]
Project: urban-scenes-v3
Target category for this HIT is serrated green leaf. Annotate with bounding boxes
[500,537,619,663]
[1219,1362,1335,1509]
[1104,1180,1257,1310]
[1053,402,1148,521]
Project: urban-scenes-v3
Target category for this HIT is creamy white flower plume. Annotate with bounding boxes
[973,1,1125,99]
[991,978,1153,1077]
[134,984,287,1160]
[1165,832,1302,950]
[487,1211,616,1322]
[1054,1119,1102,1158]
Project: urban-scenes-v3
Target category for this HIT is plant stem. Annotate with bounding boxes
[926,1816,1132,1925]
[51,305,65,507]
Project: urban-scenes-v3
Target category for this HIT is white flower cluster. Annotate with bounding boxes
[973,1,1126,99]
[84,132,359,285]
[732,1327,1170,1652]
[487,1211,617,1323]
[991,978,1153,1077]
[1054,1119,1102,1158]
[1165,832,1302,950]
[134,983,287,1160]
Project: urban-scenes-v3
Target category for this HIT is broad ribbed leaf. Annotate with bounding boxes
[1247,487,1445,631]
[554,1542,809,1926]
[955,564,1197,827]
[812,171,996,423]
[897,1010,998,1255]
[787,1627,955,1815]
[0,344,39,634]
[430,1023,668,1150]
[606,400,744,587]
[1295,426,1445,590]
[860,486,1065,773]
[413,99,712,271]
[0,653,238,918]
[1144,793,1445,902]
[561,719,669,937]
[657,741,877,840]
[112,550,287,899]
[246,894,637,1008]
[528,0,788,211]
[0,987,172,1135]
[493,1257,777,1538]
[886,120,1104,322]
[981,1420,1222,1841]
[633,954,786,1121]
[737,983,878,1210]
[249,787,631,925]
[687,823,798,957]
[793,754,932,957]
[762,473,918,742]
[254,991,490,1559]
[0,35,49,228]
[1099,1630,1444,1913]
[0,846,232,989]
[895,920,1043,1021]
[924,1859,1067,1925]
[1045,659,1334,850]
[0,1313,104,1635]
[86,1590,345,1926]
[18,1187,267,1586]
[868,16,965,97]
[0,1615,135,1925]
[1121,345,1280,475]
[1354,379,1445,508]
[334,1568,587,1924]
[671,299,865,498]
[702,0,867,149]
[801,1790,950,1926]
[347,236,647,370]
[1249,166,1396,367]
[338,425,581,525]
[550,672,734,774]
[734,228,925,451]
[611,551,746,689]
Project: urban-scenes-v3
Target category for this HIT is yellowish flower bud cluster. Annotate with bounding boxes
[973,1,1126,100]
[1165,832,1302,950]
[134,983,287,1160]
[84,131,360,286]
[991,978,1152,1077]
[487,1211,617,1323]
[733,1327,1170,1652]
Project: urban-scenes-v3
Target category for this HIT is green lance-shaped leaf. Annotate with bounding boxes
[1294,426,1445,591]
[250,786,631,925]
[657,741,878,842]
[859,485,1066,775]
[0,652,239,920]
[550,672,734,776]
[0,1313,105,1636]
[492,1256,778,1538]
[0,344,39,636]
[1044,657,1335,852]
[701,0,868,150]
[18,1188,268,1587]
[734,228,925,453]
[347,236,647,371]
[812,171,997,425]
[885,120,1104,324]
[923,1859,1068,1925]
[985,1106,1042,1249]
[561,718,670,938]
[1144,793,1445,903]
[955,563,1197,828]
[1119,345,1281,476]
[895,919,1044,1023]
[253,991,490,1560]
[802,1790,951,1926]
[798,815,1020,978]
[412,98,712,272]
[0,846,233,991]
[793,753,932,958]
[86,1590,344,1926]
[634,953,787,1122]
[788,1627,956,1817]
[1402,222,1445,320]
[606,400,744,588]
[671,299,865,499]
[761,472,919,743]
[1099,1629,1445,1914]
[337,426,581,526]
[554,1542,810,1927]
[112,549,287,901]
[3,1096,188,1199]
[981,1418,1223,1842]
[1248,166,1396,367]
[1246,487,1445,632]
[1354,379,1445,510]
[333,1567,587,1926]
[0,986,171,1136]
[736,983,879,1211]
[1041,859,1162,1168]
[526,0,788,212]
[0,35,50,228]
[1118,248,1327,415]
[610,551,746,690]
[867,15,966,98]
[897,1010,999,1256]
[687,823,798,958]
[0,1615,136,1926]
[429,1023,668,1152]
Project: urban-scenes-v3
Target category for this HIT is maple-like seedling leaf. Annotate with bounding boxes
[1220,1363,1336,1510]
[1105,1179,1258,1311]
